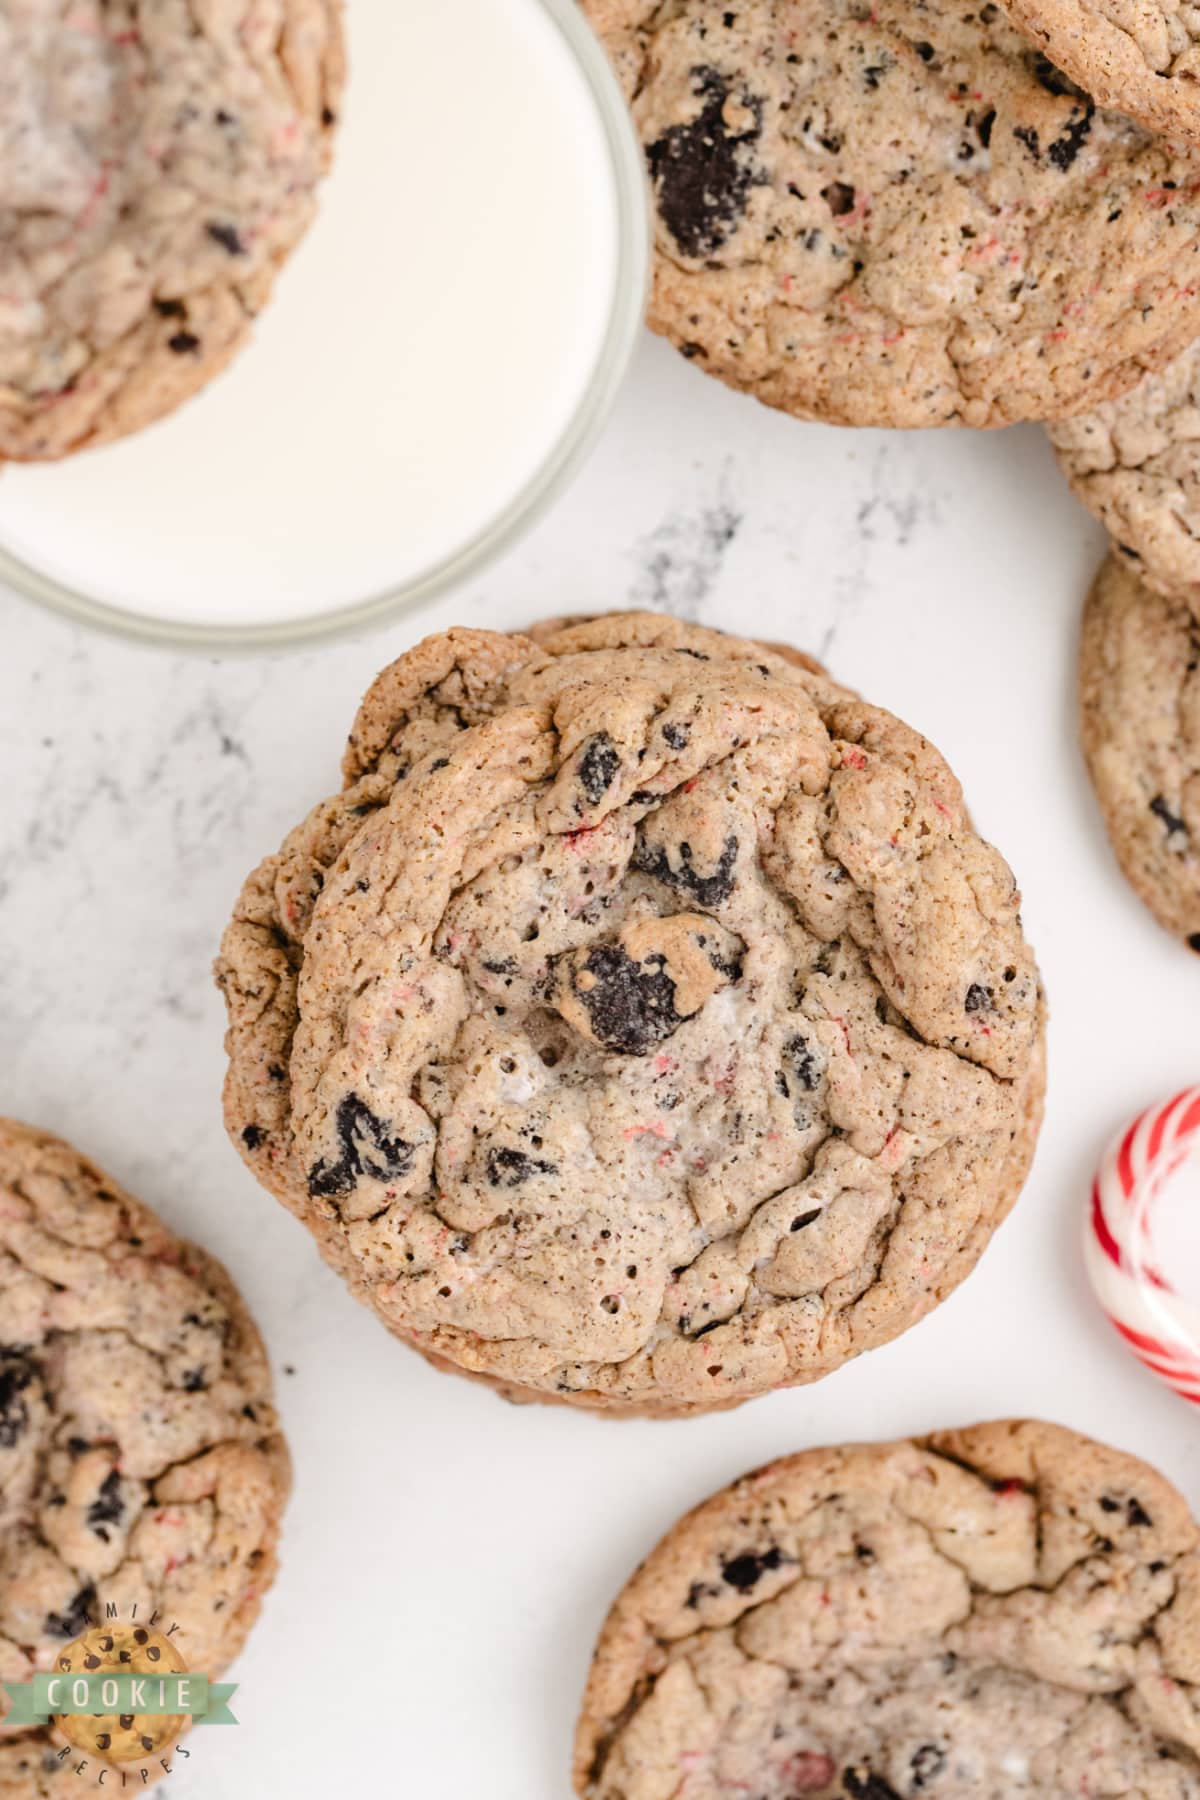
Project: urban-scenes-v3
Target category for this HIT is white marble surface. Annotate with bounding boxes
[2,332,1198,1798]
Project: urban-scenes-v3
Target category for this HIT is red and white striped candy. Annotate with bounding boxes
[1085,1089,1200,1406]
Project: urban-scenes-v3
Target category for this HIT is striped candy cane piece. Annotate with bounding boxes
[1084,1089,1200,1406]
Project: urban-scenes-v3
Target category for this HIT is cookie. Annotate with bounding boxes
[217,612,1045,1418]
[1052,339,1200,610]
[0,1120,289,1793]
[581,0,1200,429]
[995,0,1200,144]
[0,0,343,463]
[1080,556,1200,948]
[574,1420,1200,1798]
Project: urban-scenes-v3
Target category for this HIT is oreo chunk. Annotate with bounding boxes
[86,1470,125,1532]
[633,833,739,908]
[0,1355,35,1449]
[485,1146,558,1187]
[566,945,686,1055]
[911,1744,947,1787]
[557,915,742,1055]
[1013,123,1041,161]
[781,1033,821,1092]
[1046,106,1093,171]
[647,66,764,258]
[482,956,518,977]
[45,1584,96,1640]
[701,932,744,982]
[1027,51,1090,99]
[1150,793,1188,838]
[720,1545,783,1591]
[206,220,246,256]
[844,1773,903,1800]
[308,1094,416,1200]
[1101,1492,1154,1527]
[578,734,621,805]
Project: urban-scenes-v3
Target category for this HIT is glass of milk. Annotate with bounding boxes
[0,0,648,649]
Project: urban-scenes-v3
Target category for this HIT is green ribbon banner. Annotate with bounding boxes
[3,1673,237,1727]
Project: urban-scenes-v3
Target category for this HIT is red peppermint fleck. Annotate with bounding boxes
[782,1752,837,1790]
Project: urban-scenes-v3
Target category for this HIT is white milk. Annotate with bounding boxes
[0,0,623,631]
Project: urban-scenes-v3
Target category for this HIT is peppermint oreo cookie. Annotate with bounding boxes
[0,1120,288,1792]
[582,0,1200,428]
[575,1421,1200,1797]
[0,0,342,462]
[218,613,1044,1416]
[1080,556,1200,949]
[1052,339,1200,612]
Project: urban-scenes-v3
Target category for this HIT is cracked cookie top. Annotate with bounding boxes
[1079,556,1200,949]
[0,1120,288,1794]
[216,612,1044,1416]
[1052,340,1200,611]
[582,0,1200,428]
[0,0,342,462]
[574,1420,1200,1798]
[995,0,1200,144]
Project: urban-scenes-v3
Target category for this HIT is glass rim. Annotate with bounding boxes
[0,0,650,655]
